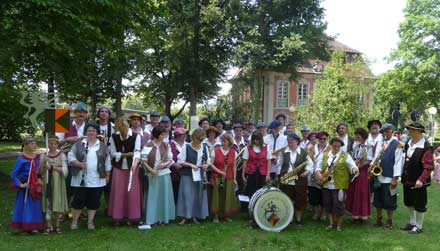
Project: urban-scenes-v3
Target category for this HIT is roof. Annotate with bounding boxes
[328,40,361,54]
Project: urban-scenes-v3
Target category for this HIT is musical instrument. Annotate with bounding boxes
[369,150,384,179]
[234,146,246,171]
[271,146,287,159]
[350,144,368,183]
[219,153,229,190]
[279,161,308,185]
[80,141,88,187]
[248,187,294,232]
[318,170,332,186]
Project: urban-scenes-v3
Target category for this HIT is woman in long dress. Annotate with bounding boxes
[138,125,175,229]
[108,118,142,225]
[40,136,69,234]
[176,128,210,224]
[10,137,44,233]
[345,128,371,223]
[210,134,240,223]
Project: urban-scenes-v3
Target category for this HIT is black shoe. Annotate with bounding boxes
[400,223,415,231]
[408,226,423,234]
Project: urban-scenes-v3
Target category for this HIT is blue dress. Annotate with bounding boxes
[10,155,44,231]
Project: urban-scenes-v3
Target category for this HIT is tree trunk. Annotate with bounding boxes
[114,78,123,118]
[189,0,201,117]
[252,69,263,121]
[47,76,55,108]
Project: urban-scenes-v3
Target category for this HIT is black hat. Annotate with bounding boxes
[268,120,282,129]
[329,137,345,147]
[405,122,425,133]
[367,119,382,129]
[287,133,301,142]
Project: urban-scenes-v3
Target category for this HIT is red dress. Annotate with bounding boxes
[346,161,371,218]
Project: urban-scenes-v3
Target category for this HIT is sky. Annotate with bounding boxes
[220,0,407,95]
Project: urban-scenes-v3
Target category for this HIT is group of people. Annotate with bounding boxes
[9,103,436,235]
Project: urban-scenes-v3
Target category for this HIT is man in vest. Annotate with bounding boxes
[57,102,88,213]
[316,137,359,231]
[279,133,314,225]
[400,122,434,234]
[371,123,403,230]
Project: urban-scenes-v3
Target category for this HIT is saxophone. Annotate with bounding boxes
[369,149,384,179]
[280,161,308,185]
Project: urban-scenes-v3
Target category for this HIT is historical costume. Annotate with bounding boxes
[169,128,188,203]
[108,119,142,225]
[400,123,433,234]
[345,128,372,223]
[370,124,403,229]
[139,126,175,229]
[264,120,287,179]
[316,137,358,231]
[279,133,314,225]
[210,134,240,222]
[336,123,354,154]
[176,128,210,224]
[40,136,69,234]
[68,122,111,230]
[308,131,330,220]
[242,132,272,198]
[10,137,44,232]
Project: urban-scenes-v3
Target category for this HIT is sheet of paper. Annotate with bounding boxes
[192,168,201,182]
[238,195,250,202]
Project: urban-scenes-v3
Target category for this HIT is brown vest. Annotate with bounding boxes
[111,132,138,169]
[280,148,308,186]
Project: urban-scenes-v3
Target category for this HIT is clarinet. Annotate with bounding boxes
[202,145,209,186]
[80,141,89,187]
[219,154,229,190]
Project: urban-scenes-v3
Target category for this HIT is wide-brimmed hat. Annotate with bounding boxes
[128,113,142,120]
[329,137,345,147]
[405,122,425,133]
[206,126,220,137]
[174,127,188,136]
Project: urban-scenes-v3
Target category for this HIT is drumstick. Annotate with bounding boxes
[411,182,431,189]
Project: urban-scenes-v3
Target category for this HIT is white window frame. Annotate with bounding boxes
[297,80,308,106]
[276,79,289,108]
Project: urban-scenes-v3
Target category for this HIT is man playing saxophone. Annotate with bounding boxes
[315,137,359,231]
[278,133,314,226]
[371,123,403,230]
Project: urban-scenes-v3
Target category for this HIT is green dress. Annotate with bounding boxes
[42,151,69,214]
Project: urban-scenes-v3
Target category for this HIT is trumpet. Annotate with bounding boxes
[271,146,287,159]
[280,161,308,185]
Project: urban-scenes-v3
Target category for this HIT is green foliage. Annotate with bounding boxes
[234,0,328,120]
[0,84,38,140]
[297,51,374,133]
[375,0,440,118]
[200,95,234,123]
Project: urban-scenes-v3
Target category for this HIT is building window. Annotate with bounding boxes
[297,80,308,106]
[276,80,289,107]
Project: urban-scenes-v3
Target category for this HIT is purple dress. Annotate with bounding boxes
[346,162,371,218]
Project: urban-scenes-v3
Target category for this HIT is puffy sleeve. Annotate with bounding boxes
[419,148,434,183]
[60,153,68,177]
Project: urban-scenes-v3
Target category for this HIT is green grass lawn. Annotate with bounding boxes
[0,158,439,251]
[0,142,22,153]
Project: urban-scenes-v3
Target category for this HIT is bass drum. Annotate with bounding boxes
[248,187,294,232]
